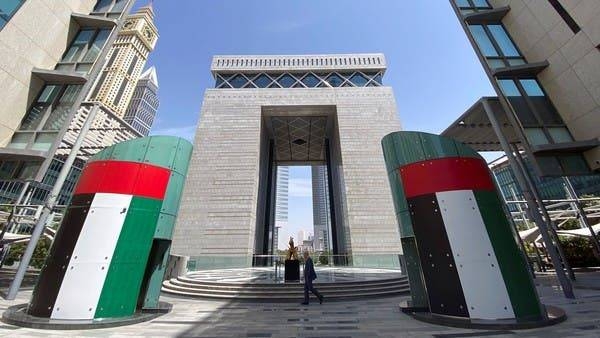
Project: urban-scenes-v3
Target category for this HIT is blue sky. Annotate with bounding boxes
[138,1,497,248]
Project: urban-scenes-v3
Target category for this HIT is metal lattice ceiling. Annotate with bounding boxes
[271,116,327,162]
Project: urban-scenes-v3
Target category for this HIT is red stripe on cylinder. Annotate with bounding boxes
[74,160,170,199]
[399,157,495,198]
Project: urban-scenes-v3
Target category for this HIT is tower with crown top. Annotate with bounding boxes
[90,4,158,118]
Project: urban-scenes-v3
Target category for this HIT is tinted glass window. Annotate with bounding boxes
[520,79,563,124]
[469,25,498,57]
[82,29,110,62]
[0,0,23,29]
[488,25,520,57]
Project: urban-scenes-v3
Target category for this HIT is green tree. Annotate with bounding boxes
[4,237,51,269]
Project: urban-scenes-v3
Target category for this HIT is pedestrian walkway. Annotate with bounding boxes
[0,272,600,337]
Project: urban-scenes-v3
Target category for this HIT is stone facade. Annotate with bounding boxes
[0,0,96,146]
[488,0,600,170]
[172,54,403,269]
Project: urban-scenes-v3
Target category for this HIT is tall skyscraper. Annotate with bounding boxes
[312,165,331,252]
[449,0,600,175]
[124,66,159,136]
[274,166,289,250]
[90,4,157,118]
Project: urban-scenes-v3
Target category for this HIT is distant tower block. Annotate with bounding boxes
[124,66,159,136]
[90,4,158,118]
[382,131,560,327]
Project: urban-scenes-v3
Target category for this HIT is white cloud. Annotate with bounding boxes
[288,178,312,197]
[150,125,196,142]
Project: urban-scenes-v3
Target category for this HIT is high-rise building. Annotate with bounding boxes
[449,0,600,176]
[173,54,402,269]
[490,155,600,209]
[274,166,289,250]
[90,5,157,118]
[312,165,331,252]
[0,2,158,205]
[124,66,159,136]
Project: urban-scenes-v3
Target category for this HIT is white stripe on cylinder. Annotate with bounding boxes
[51,193,132,320]
[437,190,515,320]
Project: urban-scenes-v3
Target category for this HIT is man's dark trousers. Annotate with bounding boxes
[303,257,322,303]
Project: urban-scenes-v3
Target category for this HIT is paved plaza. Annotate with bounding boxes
[0,272,599,337]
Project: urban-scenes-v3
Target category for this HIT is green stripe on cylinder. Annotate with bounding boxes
[474,190,543,319]
[95,196,161,318]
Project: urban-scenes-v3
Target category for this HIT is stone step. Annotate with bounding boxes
[177,275,407,288]
[165,280,407,295]
[161,275,410,302]
[173,277,408,290]
[162,283,410,301]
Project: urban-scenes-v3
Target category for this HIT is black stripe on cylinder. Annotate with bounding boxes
[408,193,469,318]
[28,194,94,317]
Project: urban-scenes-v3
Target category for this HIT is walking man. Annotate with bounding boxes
[301,250,323,305]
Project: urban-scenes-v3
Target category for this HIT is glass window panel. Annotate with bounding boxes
[497,79,520,96]
[372,74,383,85]
[350,73,368,86]
[75,63,92,73]
[82,29,110,62]
[488,25,520,56]
[111,0,127,13]
[215,74,225,87]
[469,25,498,57]
[301,73,320,87]
[487,58,506,69]
[558,155,589,175]
[62,30,94,62]
[326,73,343,87]
[548,127,573,143]
[16,161,40,180]
[472,0,490,7]
[7,133,32,149]
[43,85,82,130]
[0,0,22,20]
[253,74,272,88]
[535,155,563,176]
[461,9,474,14]
[519,79,544,96]
[507,58,526,66]
[20,85,60,130]
[32,133,57,151]
[228,74,248,88]
[455,0,471,7]
[520,80,564,124]
[38,85,60,103]
[524,128,549,145]
[0,161,17,179]
[277,74,296,88]
[93,0,113,12]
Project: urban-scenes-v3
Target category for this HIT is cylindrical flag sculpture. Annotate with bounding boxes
[382,131,543,322]
[27,136,192,321]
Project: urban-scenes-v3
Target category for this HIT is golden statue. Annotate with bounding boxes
[286,236,299,260]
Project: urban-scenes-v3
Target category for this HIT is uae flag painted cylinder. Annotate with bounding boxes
[382,131,543,321]
[28,136,192,320]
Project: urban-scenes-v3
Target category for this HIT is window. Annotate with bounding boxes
[214,71,384,88]
[469,24,525,68]
[454,0,491,14]
[56,28,112,74]
[8,84,82,151]
[0,0,24,30]
[497,78,572,145]
[93,0,128,17]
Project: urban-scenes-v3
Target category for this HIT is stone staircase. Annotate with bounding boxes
[161,275,410,302]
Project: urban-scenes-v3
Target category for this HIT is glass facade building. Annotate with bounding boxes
[450,0,599,176]
[124,67,159,136]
